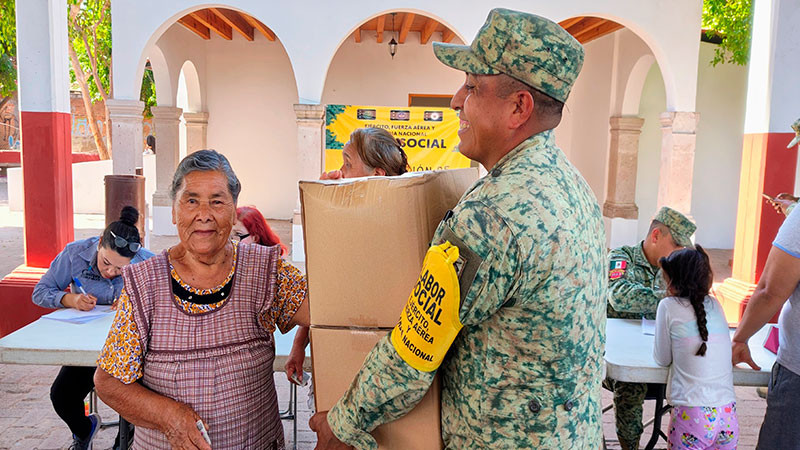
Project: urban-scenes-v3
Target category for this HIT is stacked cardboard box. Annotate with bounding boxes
[300,169,478,449]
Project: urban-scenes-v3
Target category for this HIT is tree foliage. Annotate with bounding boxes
[0,0,16,106]
[68,0,112,101]
[140,63,157,118]
[702,0,753,66]
[68,0,112,158]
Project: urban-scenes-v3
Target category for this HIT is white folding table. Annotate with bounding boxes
[605,318,776,450]
[0,313,310,449]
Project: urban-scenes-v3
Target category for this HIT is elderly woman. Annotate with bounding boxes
[95,150,309,450]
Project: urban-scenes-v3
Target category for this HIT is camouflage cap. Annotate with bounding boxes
[654,207,696,248]
[788,118,800,148]
[433,8,584,103]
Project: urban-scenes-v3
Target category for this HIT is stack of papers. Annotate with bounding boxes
[41,305,115,324]
[641,318,656,336]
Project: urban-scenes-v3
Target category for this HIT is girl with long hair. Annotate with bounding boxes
[654,245,738,450]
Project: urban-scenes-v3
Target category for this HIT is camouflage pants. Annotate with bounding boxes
[603,377,647,446]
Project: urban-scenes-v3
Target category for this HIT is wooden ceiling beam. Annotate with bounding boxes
[420,18,438,44]
[191,9,232,40]
[354,27,361,43]
[210,8,254,41]
[376,15,385,43]
[568,17,605,40]
[398,12,415,44]
[178,16,210,40]
[242,14,276,41]
[558,16,584,31]
[442,29,455,43]
[578,21,624,44]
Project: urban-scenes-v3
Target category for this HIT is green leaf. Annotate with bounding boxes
[702,0,753,66]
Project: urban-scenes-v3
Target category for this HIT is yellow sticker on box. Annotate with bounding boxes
[391,241,463,372]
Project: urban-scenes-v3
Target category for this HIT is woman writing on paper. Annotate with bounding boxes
[32,206,154,450]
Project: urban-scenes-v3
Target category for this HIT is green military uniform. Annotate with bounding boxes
[605,206,696,449]
[606,242,665,320]
[326,10,608,448]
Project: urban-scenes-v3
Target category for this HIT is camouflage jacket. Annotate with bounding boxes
[328,131,607,449]
[606,242,666,320]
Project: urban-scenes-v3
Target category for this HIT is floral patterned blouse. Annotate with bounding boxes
[97,243,306,384]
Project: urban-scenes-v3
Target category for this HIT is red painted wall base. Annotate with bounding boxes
[19,111,74,268]
[0,265,52,338]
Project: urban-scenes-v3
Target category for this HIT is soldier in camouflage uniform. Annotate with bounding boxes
[605,206,696,450]
[310,9,608,449]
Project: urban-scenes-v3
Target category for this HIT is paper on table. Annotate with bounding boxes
[41,305,114,324]
[641,318,656,336]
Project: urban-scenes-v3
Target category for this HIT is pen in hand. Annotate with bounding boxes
[70,277,96,311]
[72,277,88,295]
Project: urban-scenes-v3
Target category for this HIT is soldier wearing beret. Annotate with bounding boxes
[310,8,607,449]
[605,206,696,450]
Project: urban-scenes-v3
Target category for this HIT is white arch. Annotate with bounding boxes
[125,3,297,107]
[145,44,173,108]
[621,54,656,115]
[113,0,700,110]
[178,60,202,112]
[322,8,467,87]
[555,12,678,111]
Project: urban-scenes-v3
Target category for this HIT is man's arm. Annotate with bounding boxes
[313,201,522,449]
[732,245,800,369]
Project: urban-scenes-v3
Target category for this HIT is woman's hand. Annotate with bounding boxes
[61,293,97,311]
[285,346,305,383]
[320,170,343,180]
[161,401,211,450]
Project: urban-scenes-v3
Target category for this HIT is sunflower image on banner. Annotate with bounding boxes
[324,104,471,173]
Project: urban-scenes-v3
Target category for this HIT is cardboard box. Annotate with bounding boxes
[301,169,478,327]
[310,327,443,450]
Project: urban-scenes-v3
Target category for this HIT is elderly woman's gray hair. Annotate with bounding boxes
[169,149,241,202]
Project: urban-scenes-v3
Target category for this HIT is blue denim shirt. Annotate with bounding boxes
[32,236,155,309]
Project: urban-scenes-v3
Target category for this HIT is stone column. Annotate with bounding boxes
[183,111,209,154]
[717,0,800,323]
[150,106,183,235]
[604,116,645,248]
[656,111,700,214]
[107,99,145,175]
[292,104,325,262]
[0,0,72,336]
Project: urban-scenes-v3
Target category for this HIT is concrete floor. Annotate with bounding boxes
[0,177,767,449]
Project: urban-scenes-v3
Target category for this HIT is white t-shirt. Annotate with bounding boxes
[774,206,800,375]
[654,295,736,407]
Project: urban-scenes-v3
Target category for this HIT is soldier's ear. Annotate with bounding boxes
[509,90,534,129]
[650,226,662,243]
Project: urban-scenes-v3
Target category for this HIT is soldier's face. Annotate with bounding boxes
[451,74,510,168]
[654,228,683,264]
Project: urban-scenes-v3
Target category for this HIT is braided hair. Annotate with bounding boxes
[659,245,714,356]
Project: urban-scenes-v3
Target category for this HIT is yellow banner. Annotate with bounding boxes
[324,104,469,173]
